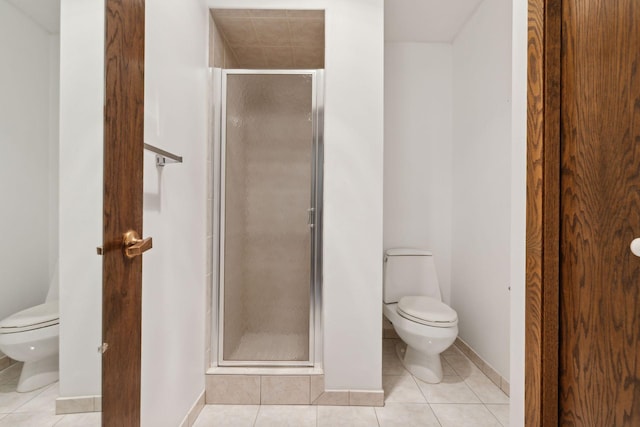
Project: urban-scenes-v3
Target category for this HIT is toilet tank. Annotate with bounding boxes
[383,248,442,304]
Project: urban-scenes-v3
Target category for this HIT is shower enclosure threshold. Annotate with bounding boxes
[207,366,323,376]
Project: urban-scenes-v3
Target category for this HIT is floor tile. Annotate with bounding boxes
[383,339,404,355]
[431,404,502,427]
[383,376,426,403]
[0,364,44,413]
[464,374,509,404]
[317,406,378,427]
[486,404,510,426]
[192,405,259,427]
[415,376,481,404]
[382,351,409,376]
[375,402,440,427]
[442,354,482,379]
[441,358,457,376]
[254,405,316,427]
[442,345,463,357]
[0,411,64,427]
[55,412,101,427]
[13,382,58,413]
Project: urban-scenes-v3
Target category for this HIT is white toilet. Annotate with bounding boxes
[383,248,458,383]
[0,277,59,392]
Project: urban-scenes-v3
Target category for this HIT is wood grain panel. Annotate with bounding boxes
[102,0,145,425]
[559,0,640,424]
[525,0,562,425]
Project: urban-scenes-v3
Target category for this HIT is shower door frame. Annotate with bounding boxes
[214,69,324,367]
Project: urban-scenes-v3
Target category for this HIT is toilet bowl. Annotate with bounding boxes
[0,301,59,392]
[383,297,457,383]
[383,248,458,383]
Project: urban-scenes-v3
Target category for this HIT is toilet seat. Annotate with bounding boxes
[0,302,59,334]
[397,296,458,327]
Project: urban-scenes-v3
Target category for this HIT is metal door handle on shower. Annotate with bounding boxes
[307,208,315,228]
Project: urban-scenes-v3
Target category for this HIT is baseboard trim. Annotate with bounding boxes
[179,390,205,427]
[56,395,101,414]
[454,338,510,396]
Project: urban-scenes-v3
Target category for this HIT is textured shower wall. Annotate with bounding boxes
[224,74,312,361]
[222,83,248,357]
[208,11,238,68]
[243,75,312,337]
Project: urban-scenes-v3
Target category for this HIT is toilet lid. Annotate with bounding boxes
[0,301,59,334]
[397,296,458,327]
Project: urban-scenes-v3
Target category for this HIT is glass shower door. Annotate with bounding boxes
[218,71,321,366]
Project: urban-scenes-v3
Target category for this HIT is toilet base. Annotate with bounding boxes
[17,354,59,393]
[396,342,443,384]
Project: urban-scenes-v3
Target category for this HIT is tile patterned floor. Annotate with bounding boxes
[0,363,100,427]
[193,340,510,427]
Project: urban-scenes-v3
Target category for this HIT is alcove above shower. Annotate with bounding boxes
[209,9,324,69]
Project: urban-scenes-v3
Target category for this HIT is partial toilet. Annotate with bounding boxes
[383,248,458,383]
[0,275,59,392]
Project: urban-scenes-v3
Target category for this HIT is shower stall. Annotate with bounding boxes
[213,70,323,367]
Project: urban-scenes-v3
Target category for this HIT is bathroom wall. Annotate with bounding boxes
[58,2,210,425]
[141,0,209,425]
[0,0,58,322]
[207,0,385,391]
[451,0,512,380]
[510,0,527,423]
[58,0,103,398]
[383,42,453,304]
[48,34,60,300]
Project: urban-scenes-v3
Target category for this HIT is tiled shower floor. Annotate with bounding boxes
[194,339,510,427]
[227,332,308,361]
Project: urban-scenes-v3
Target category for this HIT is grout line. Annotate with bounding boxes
[373,403,381,427]
[414,372,429,403]
[251,405,260,427]
[426,402,444,427]
[52,415,66,426]
[12,381,54,413]
[408,373,428,404]
[486,404,504,427]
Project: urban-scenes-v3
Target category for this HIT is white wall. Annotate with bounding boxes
[384,42,453,303]
[140,0,208,425]
[48,34,60,301]
[451,0,512,379]
[58,0,103,397]
[0,0,58,321]
[510,0,527,422]
[208,0,385,391]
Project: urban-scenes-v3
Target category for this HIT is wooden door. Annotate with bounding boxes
[102,0,147,425]
[526,0,640,425]
[559,0,640,424]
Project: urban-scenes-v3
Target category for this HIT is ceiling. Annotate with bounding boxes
[6,0,60,34]
[385,0,484,42]
[212,9,324,69]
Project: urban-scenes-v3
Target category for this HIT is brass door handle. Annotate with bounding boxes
[123,230,153,259]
